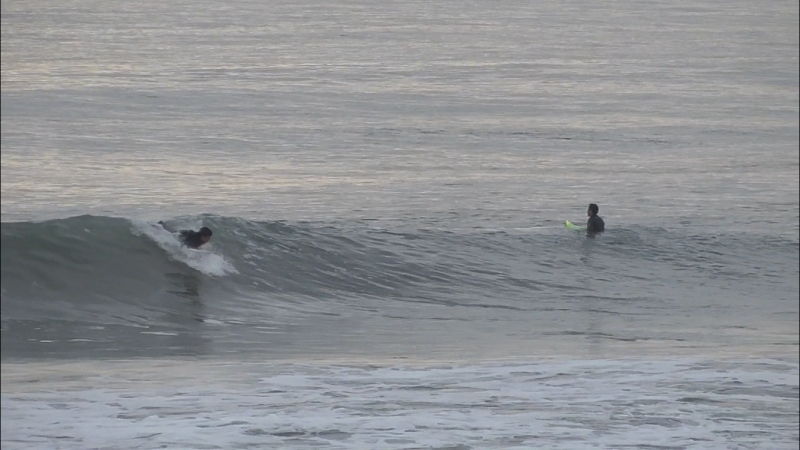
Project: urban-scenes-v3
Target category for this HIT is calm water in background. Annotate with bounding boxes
[2,1,798,449]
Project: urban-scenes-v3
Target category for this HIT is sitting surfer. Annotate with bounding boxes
[586,203,605,233]
[178,227,213,249]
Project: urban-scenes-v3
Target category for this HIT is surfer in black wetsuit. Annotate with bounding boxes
[586,203,605,233]
[178,227,213,249]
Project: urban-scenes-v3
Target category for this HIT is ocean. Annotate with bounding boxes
[1,1,798,449]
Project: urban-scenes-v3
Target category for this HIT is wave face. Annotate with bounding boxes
[2,215,798,359]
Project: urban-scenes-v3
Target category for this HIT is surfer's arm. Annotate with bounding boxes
[158,221,175,232]
[585,217,598,233]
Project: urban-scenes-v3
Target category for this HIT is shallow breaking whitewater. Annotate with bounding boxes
[2,357,797,450]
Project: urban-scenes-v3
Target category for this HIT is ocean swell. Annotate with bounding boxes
[1,214,797,342]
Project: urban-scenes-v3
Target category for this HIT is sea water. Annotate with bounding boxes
[2,1,798,448]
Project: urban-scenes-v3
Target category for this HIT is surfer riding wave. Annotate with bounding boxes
[158,222,213,249]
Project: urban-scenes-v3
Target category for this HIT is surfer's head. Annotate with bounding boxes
[588,203,599,217]
[199,227,213,243]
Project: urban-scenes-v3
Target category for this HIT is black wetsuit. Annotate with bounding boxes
[179,230,206,249]
[586,215,605,233]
